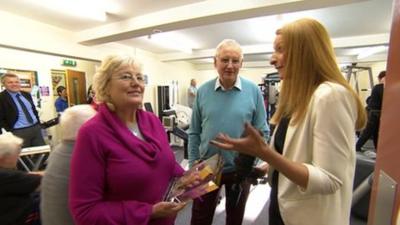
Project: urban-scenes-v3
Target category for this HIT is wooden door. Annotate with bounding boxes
[66,69,86,106]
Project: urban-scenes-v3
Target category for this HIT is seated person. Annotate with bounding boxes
[41,105,97,225]
[0,129,42,225]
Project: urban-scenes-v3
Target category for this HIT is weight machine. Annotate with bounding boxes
[341,63,374,94]
[161,104,192,159]
[259,72,280,121]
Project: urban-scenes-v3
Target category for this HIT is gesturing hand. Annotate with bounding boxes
[210,122,268,158]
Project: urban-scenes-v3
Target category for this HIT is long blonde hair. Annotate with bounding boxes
[271,18,366,130]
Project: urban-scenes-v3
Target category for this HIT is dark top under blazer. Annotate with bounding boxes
[0,90,40,134]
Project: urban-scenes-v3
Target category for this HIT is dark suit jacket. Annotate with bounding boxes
[368,83,384,110]
[0,90,40,134]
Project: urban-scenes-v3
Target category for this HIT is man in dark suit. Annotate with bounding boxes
[0,73,45,148]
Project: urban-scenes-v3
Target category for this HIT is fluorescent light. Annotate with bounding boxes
[146,32,198,54]
[357,46,388,60]
[248,16,282,42]
[249,11,318,43]
[26,0,115,21]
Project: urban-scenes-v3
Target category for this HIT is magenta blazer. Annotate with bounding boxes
[69,104,184,225]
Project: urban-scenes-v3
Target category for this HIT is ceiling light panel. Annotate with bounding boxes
[25,0,118,21]
[142,31,200,54]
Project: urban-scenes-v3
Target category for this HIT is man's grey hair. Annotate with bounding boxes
[0,129,23,157]
[60,104,97,141]
[215,39,243,59]
[1,73,19,85]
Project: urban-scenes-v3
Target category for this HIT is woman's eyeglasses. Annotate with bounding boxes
[114,73,144,83]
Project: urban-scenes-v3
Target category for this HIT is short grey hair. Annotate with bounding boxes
[1,73,19,85]
[0,129,23,157]
[93,54,143,104]
[215,39,243,60]
[60,105,97,141]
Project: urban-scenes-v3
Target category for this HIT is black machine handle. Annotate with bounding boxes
[40,116,60,129]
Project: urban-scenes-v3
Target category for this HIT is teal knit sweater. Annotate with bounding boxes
[188,77,270,172]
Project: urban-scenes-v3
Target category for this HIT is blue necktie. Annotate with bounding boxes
[16,93,34,123]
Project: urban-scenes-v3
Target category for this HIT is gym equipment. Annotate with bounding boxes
[40,116,59,129]
[161,104,192,159]
[259,72,280,121]
[342,63,374,95]
[157,81,179,119]
[351,152,375,225]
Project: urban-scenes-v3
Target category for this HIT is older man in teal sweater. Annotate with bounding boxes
[188,39,269,225]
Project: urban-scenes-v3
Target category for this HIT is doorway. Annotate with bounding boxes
[66,69,86,106]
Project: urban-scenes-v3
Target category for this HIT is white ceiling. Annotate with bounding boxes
[0,0,394,69]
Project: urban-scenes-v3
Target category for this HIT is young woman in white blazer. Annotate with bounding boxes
[211,18,367,225]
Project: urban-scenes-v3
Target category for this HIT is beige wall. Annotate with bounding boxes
[0,47,99,144]
[0,46,198,144]
[134,49,197,114]
[0,47,98,120]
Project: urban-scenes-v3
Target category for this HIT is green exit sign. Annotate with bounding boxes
[62,59,77,67]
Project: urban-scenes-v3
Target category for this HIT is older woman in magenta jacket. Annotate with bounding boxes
[69,54,190,225]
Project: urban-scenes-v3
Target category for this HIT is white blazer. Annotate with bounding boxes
[270,82,358,225]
